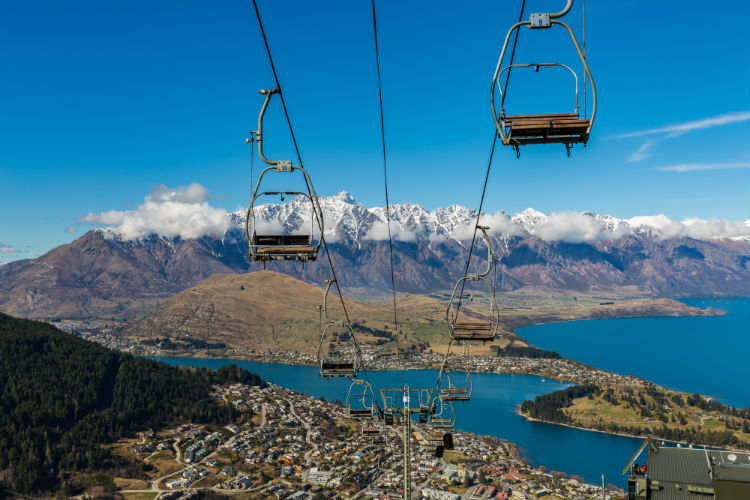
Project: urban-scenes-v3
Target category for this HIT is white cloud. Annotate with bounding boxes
[450,212,524,240]
[534,212,632,243]
[612,111,750,139]
[627,140,655,163]
[655,162,749,172]
[679,219,750,240]
[78,183,230,240]
[627,215,672,230]
[148,183,210,203]
[0,246,17,254]
[628,215,750,240]
[363,221,417,242]
[64,226,78,234]
[79,210,126,226]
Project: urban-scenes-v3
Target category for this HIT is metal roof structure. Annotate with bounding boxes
[625,441,750,500]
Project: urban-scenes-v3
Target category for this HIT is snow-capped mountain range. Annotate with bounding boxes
[233,191,750,245]
[2,191,748,321]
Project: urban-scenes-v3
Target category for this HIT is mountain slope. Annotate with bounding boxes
[1,193,748,320]
[118,270,449,354]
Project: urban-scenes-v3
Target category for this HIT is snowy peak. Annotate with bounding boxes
[230,192,750,244]
[511,208,549,234]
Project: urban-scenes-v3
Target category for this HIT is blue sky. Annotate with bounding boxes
[1,0,749,262]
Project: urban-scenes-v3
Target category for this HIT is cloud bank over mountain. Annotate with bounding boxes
[78,185,750,244]
[79,183,231,240]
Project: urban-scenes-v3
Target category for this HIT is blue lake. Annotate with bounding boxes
[155,356,643,486]
[517,298,750,408]
[152,299,748,486]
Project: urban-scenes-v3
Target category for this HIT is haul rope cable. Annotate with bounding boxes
[439,0,527,393]
[250,0,382,413]
[451,0,526,328]
[371,0,404,386]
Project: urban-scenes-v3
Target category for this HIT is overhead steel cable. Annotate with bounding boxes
[451,0,526,327]
[370,0,404,386]
[250,0,382,412]
[439,0,526,394]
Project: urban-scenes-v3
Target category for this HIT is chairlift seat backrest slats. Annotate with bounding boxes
[320,361,356,377]
[505,112,579,120]
[254,234,313,246]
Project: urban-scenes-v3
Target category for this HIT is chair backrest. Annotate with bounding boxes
[253,234,312,246]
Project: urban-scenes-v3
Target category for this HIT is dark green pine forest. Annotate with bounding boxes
[0,312,265,494]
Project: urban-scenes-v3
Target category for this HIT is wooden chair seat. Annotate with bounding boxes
[431,423,453,429]
[256,245,314,254]
[442,395,470,401]
[503,113,591,145]
[349,409,373,418]
[452,332,495,341]
[442,388,468,394]
[453,321,492,331]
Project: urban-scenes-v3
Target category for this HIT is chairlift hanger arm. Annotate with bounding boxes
[550,0,573,19]
[255,88,288,168]
[476,225,493,278]
[322,279,334,323]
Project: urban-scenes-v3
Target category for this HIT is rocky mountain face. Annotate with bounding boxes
[1,192,748,320]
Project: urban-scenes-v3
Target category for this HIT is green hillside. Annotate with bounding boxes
[0,312,264,495]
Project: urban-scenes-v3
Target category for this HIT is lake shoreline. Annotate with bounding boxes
[517,410,749,453]
[517,297,749,409]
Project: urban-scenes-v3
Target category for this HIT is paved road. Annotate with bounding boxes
[286,398,319,467]
[461,484,478,500]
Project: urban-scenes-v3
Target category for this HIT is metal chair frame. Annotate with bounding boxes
[317,280,361,378]
[428,396,456,430]
[438,346,473,402]
[245,88,324,267]
[346,379,377,420]
[490,0,597,151]
[446,226,499,342]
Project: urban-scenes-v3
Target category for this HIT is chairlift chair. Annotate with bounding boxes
[346,379,377,420]
[362,422,381,437]
[438,370,472,402]
[428,397,455,431]
[490,0,596,156]
[245,88,324,267]
[447,225,499,342]
[379,395,396,426]
[317,280,360,378]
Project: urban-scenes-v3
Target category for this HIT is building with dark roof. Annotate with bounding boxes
[624,440,749,500]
